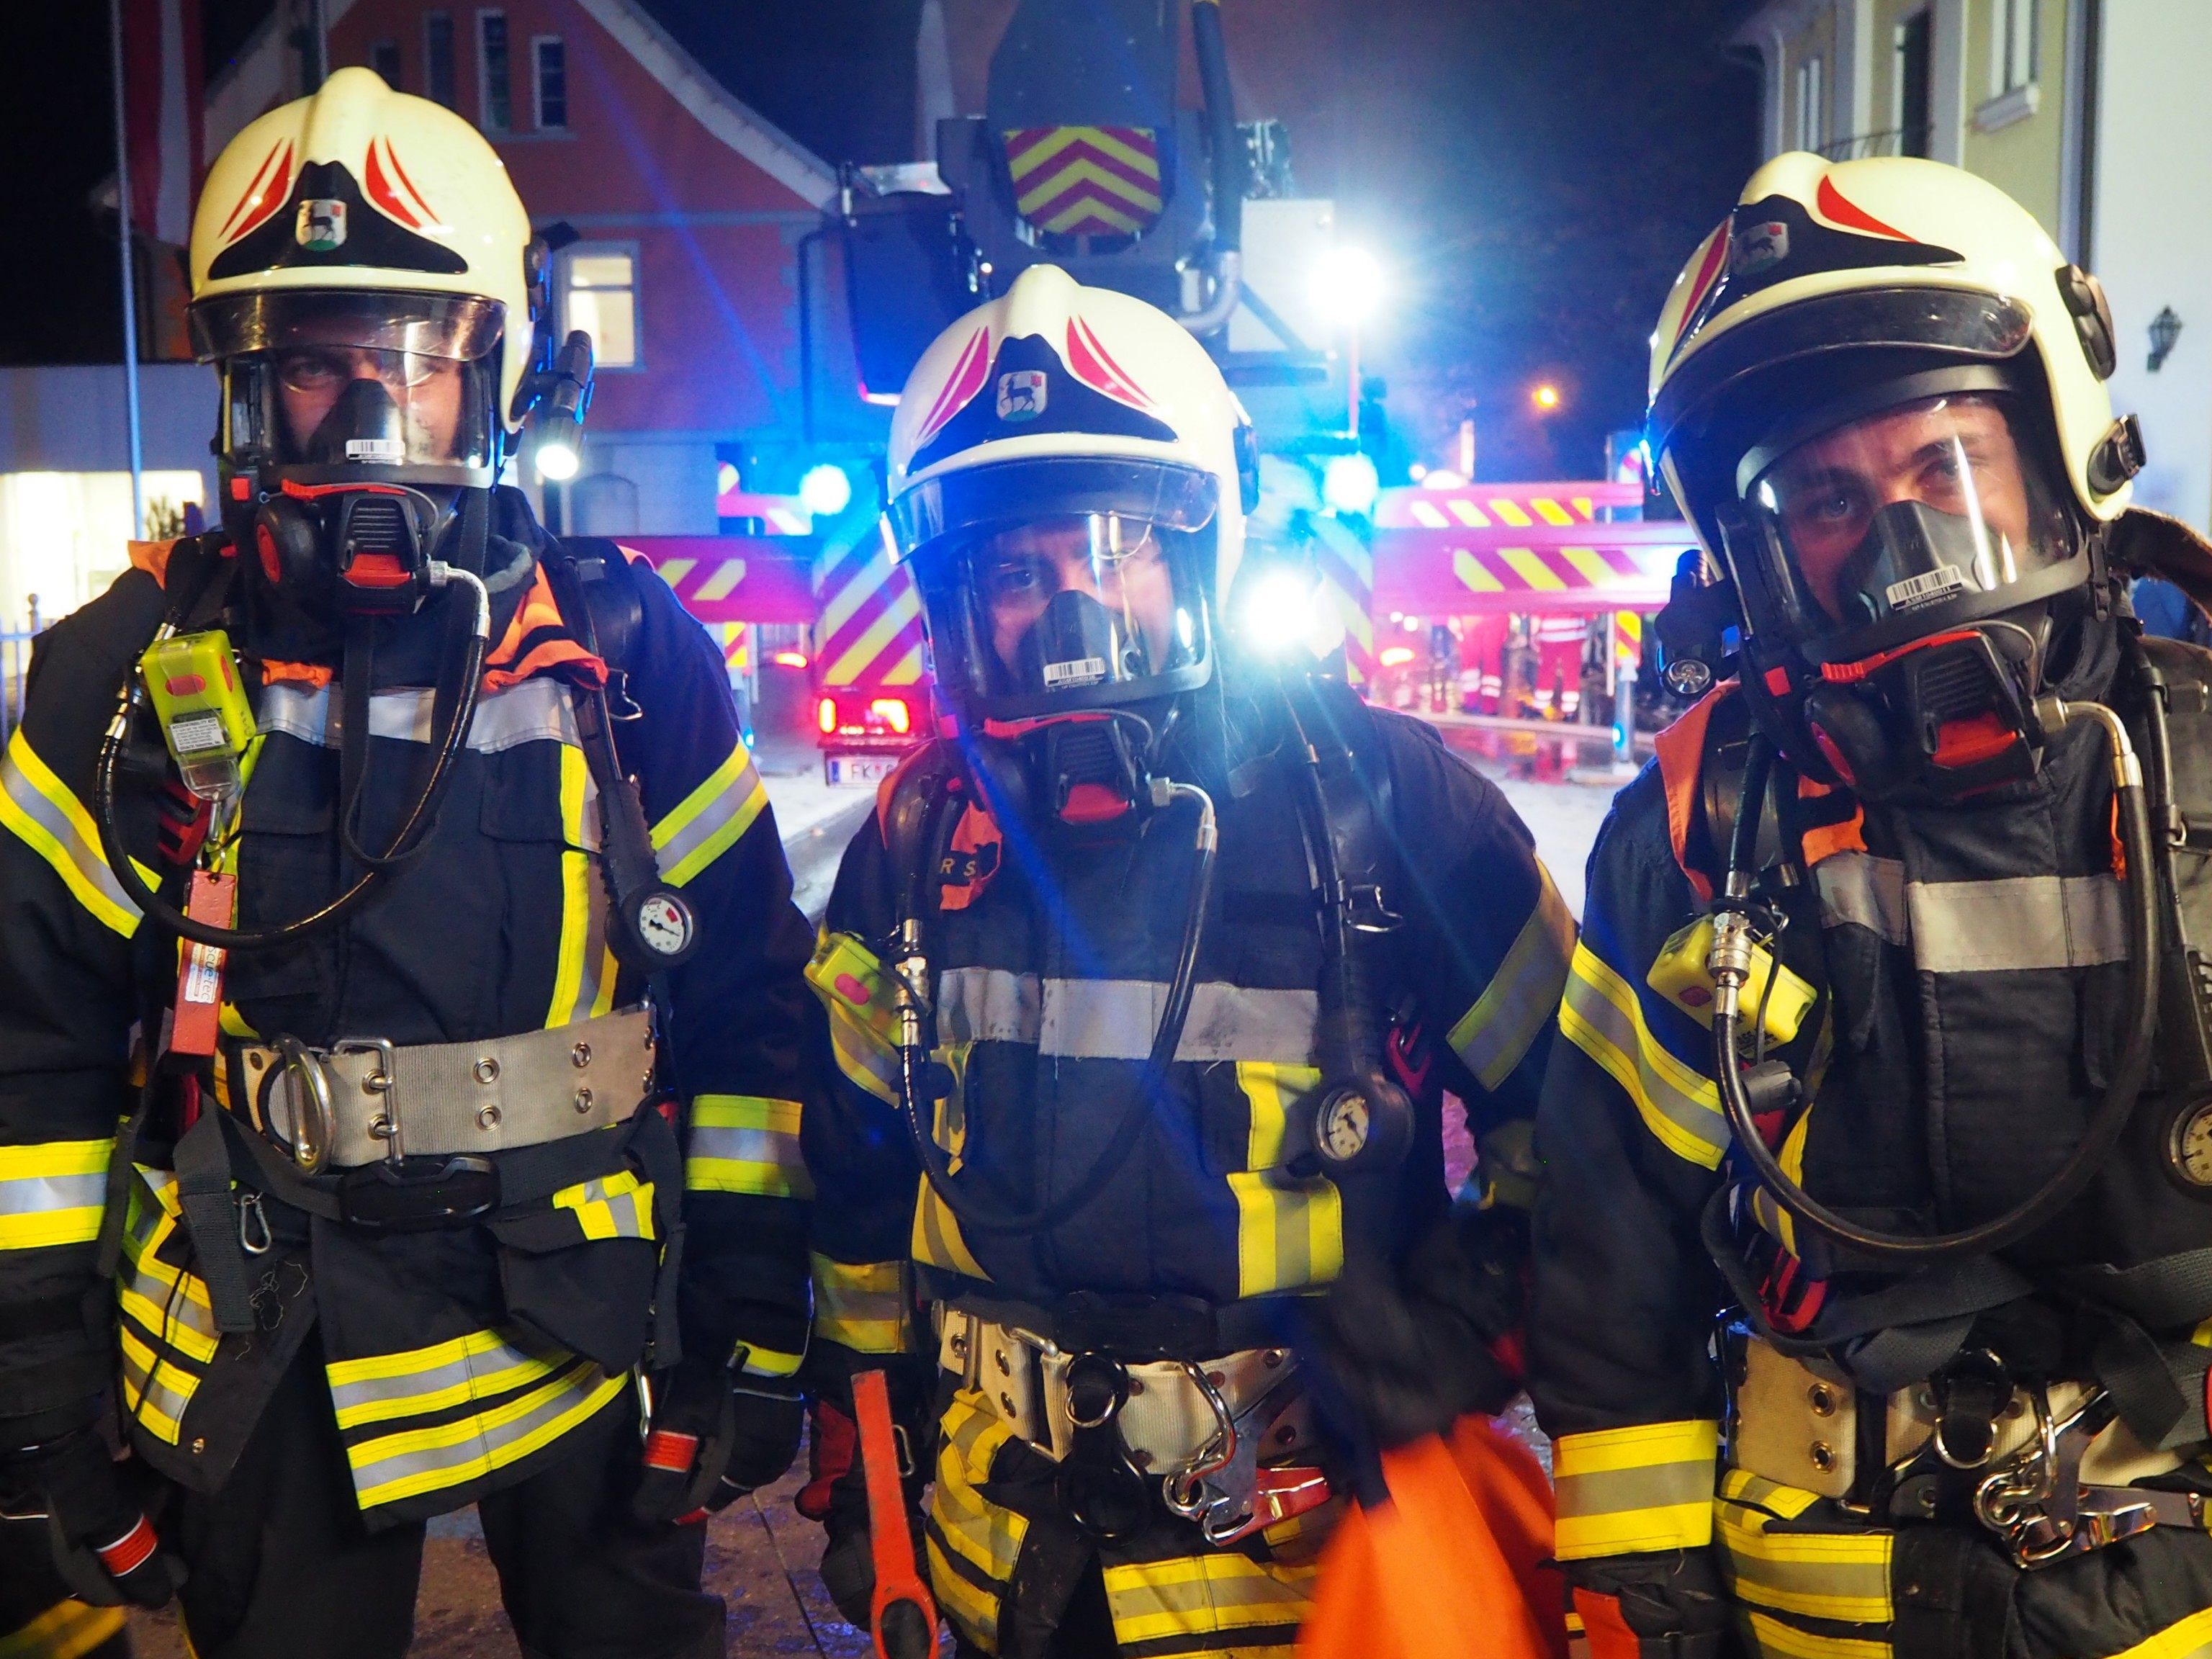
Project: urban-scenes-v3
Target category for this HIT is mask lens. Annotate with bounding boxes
[1750,393,2074,647]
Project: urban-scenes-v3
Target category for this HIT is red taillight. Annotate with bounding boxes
[870,697,912,735]
[817,697,837,734]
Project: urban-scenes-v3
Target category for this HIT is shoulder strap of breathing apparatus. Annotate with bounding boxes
[536,537,699,976]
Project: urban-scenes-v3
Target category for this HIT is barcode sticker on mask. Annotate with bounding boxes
[1885,565,1967,609]
[1043,657,1107,688]
[346,437,406,463]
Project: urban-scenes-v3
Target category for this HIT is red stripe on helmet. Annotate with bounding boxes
[364,137,423,229]
[1665,221,1731,360]
[377,136,439,225]
[1065,315,1155,411]
[96,1515,158,1579]
[914,326,991,447]
[1815,175,1910,240]
[220,140,295,242]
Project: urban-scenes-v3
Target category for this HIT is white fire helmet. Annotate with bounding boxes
[1645,152,2141,667]
[885,266,1260,724]
[187,68,539,490]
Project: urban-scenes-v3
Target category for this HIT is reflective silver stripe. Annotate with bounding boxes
[327,1331,561,1429]
[1037,979,1317,1064]
[937,967,1043,1044]
[0,731,142,935]
[344,1359,624,1509]
[1907,874,2127,973]
[258,678,578,753]
[1814,851,1906,944]
[0,1169,105,1218]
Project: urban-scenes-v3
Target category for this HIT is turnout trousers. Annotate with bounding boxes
[164,1346,723,1659]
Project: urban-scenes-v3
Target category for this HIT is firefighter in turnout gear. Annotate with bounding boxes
[1528,152,2212,1659]
[0,71,814,1658]
[796,264,1574,1657]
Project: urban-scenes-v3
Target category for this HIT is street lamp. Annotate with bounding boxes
[1312,246,1384,438]
[1532,382,1562,412]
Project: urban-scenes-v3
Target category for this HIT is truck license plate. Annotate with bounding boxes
[826,755,899,787]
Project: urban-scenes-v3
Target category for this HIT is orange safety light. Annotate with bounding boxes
[817,696,838,734]
[871,697,912,735]
[773,650,809,670]
[1379,646,1416,667]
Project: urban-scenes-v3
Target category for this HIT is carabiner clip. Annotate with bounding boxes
[237,1191,273,1256]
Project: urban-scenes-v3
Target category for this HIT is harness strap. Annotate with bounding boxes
[172,1109,260,1334]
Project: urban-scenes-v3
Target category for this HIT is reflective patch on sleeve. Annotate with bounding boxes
[685,1094,813,1200]
[550,1169,657,1241]
[1552,1420,1719,1558]
[1558,939,1729,1169]
[1448,861,1575,1090]
[806,930,902,1106]
[650,738,770,889]
[736,1341,805,1380]
[1100,1549,1318,1653]
[811,1253,912,1354]
[0,729,145,937]
[1225,1062,1341,1299]
[0,1137,112,1250]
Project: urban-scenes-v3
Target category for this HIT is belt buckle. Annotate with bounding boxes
[331,1037,401,1161]
[336,1155,499,1233]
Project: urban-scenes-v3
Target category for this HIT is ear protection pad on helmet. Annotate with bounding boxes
[253,494,326,594]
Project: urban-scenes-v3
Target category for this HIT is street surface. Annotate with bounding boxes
[124,740,1619,1654]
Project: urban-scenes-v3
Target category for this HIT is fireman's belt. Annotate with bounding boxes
[935,1305,1332,1546]
[228,1008,655,1172]
[916,1281,1305,1362]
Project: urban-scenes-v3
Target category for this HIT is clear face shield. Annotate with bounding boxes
[190,290,505,485]
[1737,391,2081,661]
[894,458,1220,724]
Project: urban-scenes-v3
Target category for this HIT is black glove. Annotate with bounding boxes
[1305,1205,1527,1452]
[1567,1551,1738,1659]
[1,1425,178,1609]
[631,1358,805,1525]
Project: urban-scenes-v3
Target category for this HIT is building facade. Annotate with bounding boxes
[1737,0,2212,532]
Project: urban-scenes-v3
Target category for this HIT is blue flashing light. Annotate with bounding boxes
[1322,452,1380,516]
[800,462,854,518]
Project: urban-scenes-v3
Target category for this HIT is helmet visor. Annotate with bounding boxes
[1744,392,2080,655]
[193,291,503,476]
[893,457,1219,717]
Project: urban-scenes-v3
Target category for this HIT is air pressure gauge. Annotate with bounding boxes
[2166,1096,2212,1195]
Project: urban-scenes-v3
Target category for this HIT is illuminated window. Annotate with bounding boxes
[477,10,511,132]
[534,37,567,130]
[562,247,639,368]
[1794,55,1825,153]
[369,39,401,89]
[424,12,455,108]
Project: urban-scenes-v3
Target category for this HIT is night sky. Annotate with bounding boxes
[4,0,1759,480]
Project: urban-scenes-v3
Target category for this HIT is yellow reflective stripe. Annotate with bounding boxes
[347,1362,626,1510]
[912,1179,989,1284]
[118,1322,197,1443]
[2110,1606,2212,1659]
[1228,1062,1340,1298]
[1743,1611,1892,1659]
[650,739,769,888]
[1100,1551,1318,1648]
[546,746,616,1028]
[686,1094,814,1200]
[806,930,901,1105]
[330,1332,566,1430]
[1717,1496,1891,1624]
[927,1388,1027,1650]
[1448,862,1575,1089]
[1559,940,1728,1169]
[0,1136,112,1250]
[1719,1466,1822,1519]
[0,1599,127,1659]
[738,1342,805,1379]
[812,1253,912,1353]
[551,1169,657,1241]
[1552,1421,1719,1559]
[0,729,145,937]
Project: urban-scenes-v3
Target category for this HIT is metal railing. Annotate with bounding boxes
[0,628,33,742]
[1820,126,1931,161]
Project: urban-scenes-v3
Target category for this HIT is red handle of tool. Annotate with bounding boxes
[853,1367,937,1659]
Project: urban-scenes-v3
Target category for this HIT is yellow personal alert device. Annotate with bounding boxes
[140,630,255,804]
[1647,914,1817,1048]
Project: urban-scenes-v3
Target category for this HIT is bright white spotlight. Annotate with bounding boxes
[1238,567,1322,655]
[1311,245,1385,327]
[1322,452,1380,516]
[800,462,854,517]
[535,439,580,482]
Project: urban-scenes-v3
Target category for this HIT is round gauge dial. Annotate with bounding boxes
[2168,1098,2212,1190]
[1317,1091,1372,1164]
[636,893,694,959]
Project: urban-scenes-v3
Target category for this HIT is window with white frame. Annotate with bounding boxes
[562,247,638,369]
[1996,0,2038,94]
[477,10,512,133]
[534,37,567,130]
[1795,55,1825,153]
[424,12,455,108]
